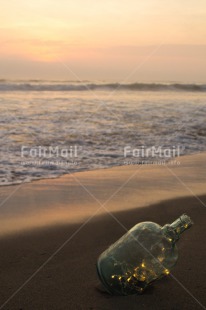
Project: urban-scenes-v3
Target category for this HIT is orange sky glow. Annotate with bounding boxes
[1,0,206,81]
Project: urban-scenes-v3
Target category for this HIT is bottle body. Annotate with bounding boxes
[97,215,193,295]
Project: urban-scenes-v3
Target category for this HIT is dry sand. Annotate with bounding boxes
[0,153,205,309]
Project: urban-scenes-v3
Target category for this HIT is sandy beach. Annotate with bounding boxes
[0,153,205,309]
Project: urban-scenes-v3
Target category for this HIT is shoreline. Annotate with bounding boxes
[0,151,206,237]
[1,150,204,188]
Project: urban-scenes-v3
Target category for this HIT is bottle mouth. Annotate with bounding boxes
[179,214,194,229]
[163,213,194,241]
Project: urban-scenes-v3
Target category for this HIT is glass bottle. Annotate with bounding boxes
[96,214,193,295]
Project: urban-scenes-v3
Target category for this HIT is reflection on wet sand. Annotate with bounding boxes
[0,152,205,236]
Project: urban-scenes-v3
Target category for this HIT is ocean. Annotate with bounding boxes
[0,80,206,186]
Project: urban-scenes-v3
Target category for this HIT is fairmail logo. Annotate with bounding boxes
[124,145,183,158]
[21,145,79,159]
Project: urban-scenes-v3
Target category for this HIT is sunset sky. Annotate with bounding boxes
[1,0,206,81]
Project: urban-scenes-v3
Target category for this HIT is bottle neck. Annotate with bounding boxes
[162,214,193,243]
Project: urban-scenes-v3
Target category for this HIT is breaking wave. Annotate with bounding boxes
[0,81,206,92]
